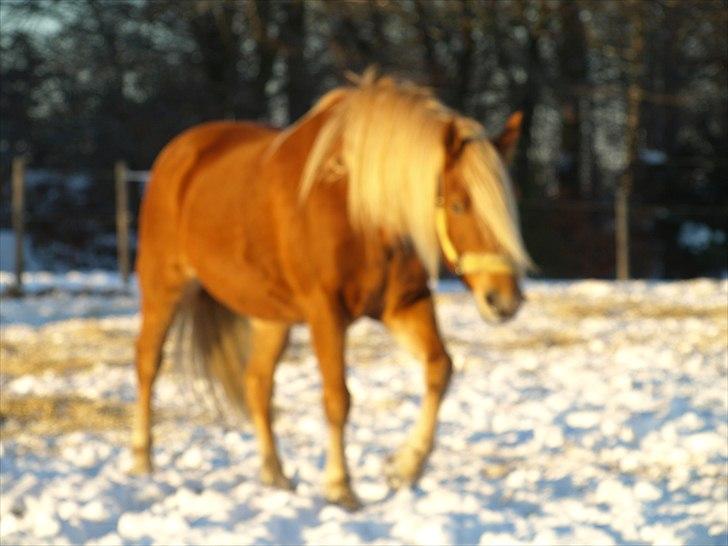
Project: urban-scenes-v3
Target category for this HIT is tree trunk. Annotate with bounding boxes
[282,0,309,122]
[414,0,444,89]
[453,1,474,110]
[246,0,276,121]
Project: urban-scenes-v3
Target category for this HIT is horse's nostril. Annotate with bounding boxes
[485,291,498,308]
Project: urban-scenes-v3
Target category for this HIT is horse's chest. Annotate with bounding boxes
[341,263,390,319]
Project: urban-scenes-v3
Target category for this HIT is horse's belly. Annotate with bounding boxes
[182,219,302,322]
[193,258,302,322]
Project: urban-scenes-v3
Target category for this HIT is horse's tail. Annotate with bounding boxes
[173,284,250,421]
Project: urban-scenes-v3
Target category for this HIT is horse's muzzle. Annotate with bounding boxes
[485,289,521,318]
[476,287,523,324]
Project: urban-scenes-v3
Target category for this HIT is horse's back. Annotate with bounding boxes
[145,121,277,209]
[162,121,276,159]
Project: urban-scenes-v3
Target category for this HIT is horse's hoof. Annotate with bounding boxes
[261,471,296,491]
[324,482,362,511]
[384,459,414,489]
[384,446,427,489]
[261,458,295,491]
[384,466,408,490]
[129,455,153,476]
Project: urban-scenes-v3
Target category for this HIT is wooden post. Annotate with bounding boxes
[11,156,26,295]
[615,183,630,280]
[615,1,644,280]
[115,160,130,287]
[616,84,643,281]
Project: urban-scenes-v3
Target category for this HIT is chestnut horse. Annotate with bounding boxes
[132,71,531,510]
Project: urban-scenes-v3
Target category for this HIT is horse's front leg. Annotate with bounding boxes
[307,297,361,510]
[383,295,453,488]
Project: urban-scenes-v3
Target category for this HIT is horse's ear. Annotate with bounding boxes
[444,121,467,163]
[492,111,523,164]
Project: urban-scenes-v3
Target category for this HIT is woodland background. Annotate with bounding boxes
[1,0,726,278]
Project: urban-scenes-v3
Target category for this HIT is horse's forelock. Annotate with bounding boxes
[456,140,533,272]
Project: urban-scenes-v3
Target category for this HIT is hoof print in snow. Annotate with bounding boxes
[10,498,26,519]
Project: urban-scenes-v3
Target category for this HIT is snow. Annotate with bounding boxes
[0,230,40,273]
[1,274,727,545]
[0,271,135,326]
[0,270,130,296]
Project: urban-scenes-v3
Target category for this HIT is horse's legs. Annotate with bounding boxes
[383,295,453,487]
[244,318,292,489]
[132,276,186,474]
[307,297,360,510]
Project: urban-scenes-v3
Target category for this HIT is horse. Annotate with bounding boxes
[132,70,531,510]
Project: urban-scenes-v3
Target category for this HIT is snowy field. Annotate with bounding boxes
[1,273,726,545]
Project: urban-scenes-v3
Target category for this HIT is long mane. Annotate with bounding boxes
[281,69,531,276]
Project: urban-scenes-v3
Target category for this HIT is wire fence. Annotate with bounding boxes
[2,158,726,294]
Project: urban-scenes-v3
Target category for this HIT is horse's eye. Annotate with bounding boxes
[450,201,466,214]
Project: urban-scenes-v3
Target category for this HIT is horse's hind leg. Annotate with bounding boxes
[131,274,186,474]
[382,295,452,488]
[244,318,292,490]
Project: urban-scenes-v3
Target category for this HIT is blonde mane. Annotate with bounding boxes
[288,70,531,276]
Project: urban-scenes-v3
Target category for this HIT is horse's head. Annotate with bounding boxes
[439,112,530,324]
[295,74,531,320]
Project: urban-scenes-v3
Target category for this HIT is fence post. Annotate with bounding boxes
[615,183,630,280]
[11,156,26,295]
[115,160,130,287]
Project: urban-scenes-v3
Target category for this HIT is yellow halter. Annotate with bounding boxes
[434,197,514,276]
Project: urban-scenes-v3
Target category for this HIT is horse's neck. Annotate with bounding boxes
[267,91,346,166]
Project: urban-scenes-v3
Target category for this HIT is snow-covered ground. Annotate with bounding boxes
[0,230,40,274]
[1,274,726,545]
[0,271,136,326]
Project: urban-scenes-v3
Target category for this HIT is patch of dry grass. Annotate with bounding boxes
[438,289,727,320]
[448,330,586,351]
[1,322,135,376]
[529,295,726,321]
[0,395,132,438]
[0,393,208,439]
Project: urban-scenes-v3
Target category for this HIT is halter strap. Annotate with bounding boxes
[435,198,514,276]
